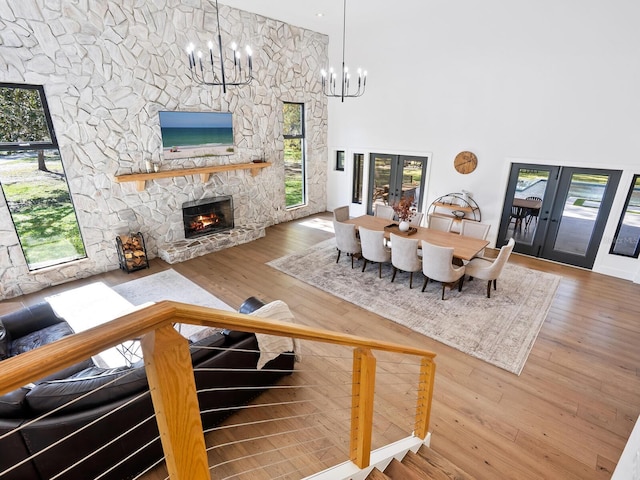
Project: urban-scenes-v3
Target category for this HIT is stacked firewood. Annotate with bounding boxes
[118,234,147,270]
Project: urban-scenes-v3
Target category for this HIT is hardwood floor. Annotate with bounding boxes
[5,212,640,479]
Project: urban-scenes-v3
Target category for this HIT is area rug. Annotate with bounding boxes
[112,269,233,312]
[267,239,561,375]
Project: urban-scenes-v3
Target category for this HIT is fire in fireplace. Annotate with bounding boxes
[182,196,234,239]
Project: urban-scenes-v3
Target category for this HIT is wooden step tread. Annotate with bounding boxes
[366,467,392,479]
[414,445,477,480]
[383,458,428,479]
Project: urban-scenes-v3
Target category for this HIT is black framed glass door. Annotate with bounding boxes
[367,153,427,215]
[498,164,621,269]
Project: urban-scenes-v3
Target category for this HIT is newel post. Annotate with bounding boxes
[141,325,209,480]
[350,347,376,468]
[414,356,436,439]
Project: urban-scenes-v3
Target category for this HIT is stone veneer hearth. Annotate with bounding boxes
[157,226,265,264]
[0,1,328,300]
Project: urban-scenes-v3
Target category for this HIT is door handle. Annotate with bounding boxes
[551,219,557,223]
[541,217,548,221]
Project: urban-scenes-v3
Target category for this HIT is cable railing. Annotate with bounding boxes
[0,301,436,480]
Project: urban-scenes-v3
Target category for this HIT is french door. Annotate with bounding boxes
[366,153,427,215]
[497,164,621,269]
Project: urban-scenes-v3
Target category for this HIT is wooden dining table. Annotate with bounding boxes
[344,215,490,262]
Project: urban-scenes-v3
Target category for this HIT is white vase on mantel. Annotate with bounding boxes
[398,220,410,232]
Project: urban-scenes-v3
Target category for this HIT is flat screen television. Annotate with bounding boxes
[159,111,234,160]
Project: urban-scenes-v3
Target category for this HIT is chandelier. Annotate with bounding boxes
[321,0,367,101]
[186,0,253,94]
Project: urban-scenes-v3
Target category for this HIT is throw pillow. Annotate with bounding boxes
[248,300,300,369]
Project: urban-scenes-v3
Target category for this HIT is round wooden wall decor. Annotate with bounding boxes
[454,151,478,174]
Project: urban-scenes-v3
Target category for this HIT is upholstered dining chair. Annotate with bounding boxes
[427,214,453,232]
[333,220,361,268]
[333,205,350,222]
[390,233,422,288]
[459,219,491,259]
[465,237,515,298]
[408,211,424,227]
[374,204,395,220]
[421,241,466,300]
[359,226,391,278]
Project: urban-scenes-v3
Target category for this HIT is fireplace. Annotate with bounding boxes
[182,196,234,239]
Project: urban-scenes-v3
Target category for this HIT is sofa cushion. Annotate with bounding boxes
[9,321,74,357]
[0,387,30,418]
[25,365,149,415]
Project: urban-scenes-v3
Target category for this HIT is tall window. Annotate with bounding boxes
[352,153,364,204]
[0,83,86,270]
[283,102,305,208]
[610,174,640,258]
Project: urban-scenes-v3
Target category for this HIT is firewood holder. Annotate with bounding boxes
[116,232,149,273]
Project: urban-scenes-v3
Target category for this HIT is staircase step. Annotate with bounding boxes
[383,458,429,479]
[365,467,392,480]
[414,445,477,480]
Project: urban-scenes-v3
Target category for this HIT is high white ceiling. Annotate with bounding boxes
[221,0,343,36]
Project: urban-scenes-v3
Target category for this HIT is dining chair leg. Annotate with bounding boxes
[441,284,446,300]
[378,263,383,278]
[391,267,397,283]
[493,279,497,290]
[409,272,414,289]
[486,280,492,298]
[336,250,341,263]
[421,276,429,292]
[458,276,464,292]
[362,259,368,272]
[351,254,355,269]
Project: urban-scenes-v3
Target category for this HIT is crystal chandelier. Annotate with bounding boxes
[186,0,253,94]
[321,0,367,101]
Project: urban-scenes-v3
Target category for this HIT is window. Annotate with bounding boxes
[283,102,305,208]
[0,83,86,270]
[352,153,364,204]
[610,174,640,258]
[335,150,345,171]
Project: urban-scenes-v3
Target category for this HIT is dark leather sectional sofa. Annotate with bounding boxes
[0,298,294,480]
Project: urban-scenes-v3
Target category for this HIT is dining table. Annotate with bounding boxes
[344,215,490,262]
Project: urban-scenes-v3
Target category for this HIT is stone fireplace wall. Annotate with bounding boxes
[0,0,328,299]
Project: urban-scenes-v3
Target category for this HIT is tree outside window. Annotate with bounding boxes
[283,102,305,208]
[0,83,86,270]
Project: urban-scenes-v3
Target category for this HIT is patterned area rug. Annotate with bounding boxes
[267,239,561,375]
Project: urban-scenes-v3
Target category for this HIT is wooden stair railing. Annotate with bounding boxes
[0,301,437,479]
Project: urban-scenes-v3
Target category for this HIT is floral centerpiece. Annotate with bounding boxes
[392,196,414,231]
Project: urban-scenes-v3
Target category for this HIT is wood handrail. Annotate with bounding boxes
[0,301,437,479]
[0,301,435,396]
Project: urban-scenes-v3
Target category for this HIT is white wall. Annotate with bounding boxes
[324,0,640,281]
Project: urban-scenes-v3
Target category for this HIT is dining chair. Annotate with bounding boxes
[390,233,422,288]
[359,227,391,278]
[333,205,350,222]
[525,196,542,229]
[508,204,527,232]
[408,211,424,227]
[374,204,396,220]
[464,237,515,298]
[427,214,453,232]
[421,241,465,300]
[459,219,491,259]
[333,220,361,268]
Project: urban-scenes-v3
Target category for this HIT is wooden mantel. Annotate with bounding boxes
[114,162,271,191]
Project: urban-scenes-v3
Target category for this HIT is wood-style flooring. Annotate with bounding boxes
[4,212,640,479]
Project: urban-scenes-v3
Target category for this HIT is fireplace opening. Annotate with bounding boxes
[182,196,234,239]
